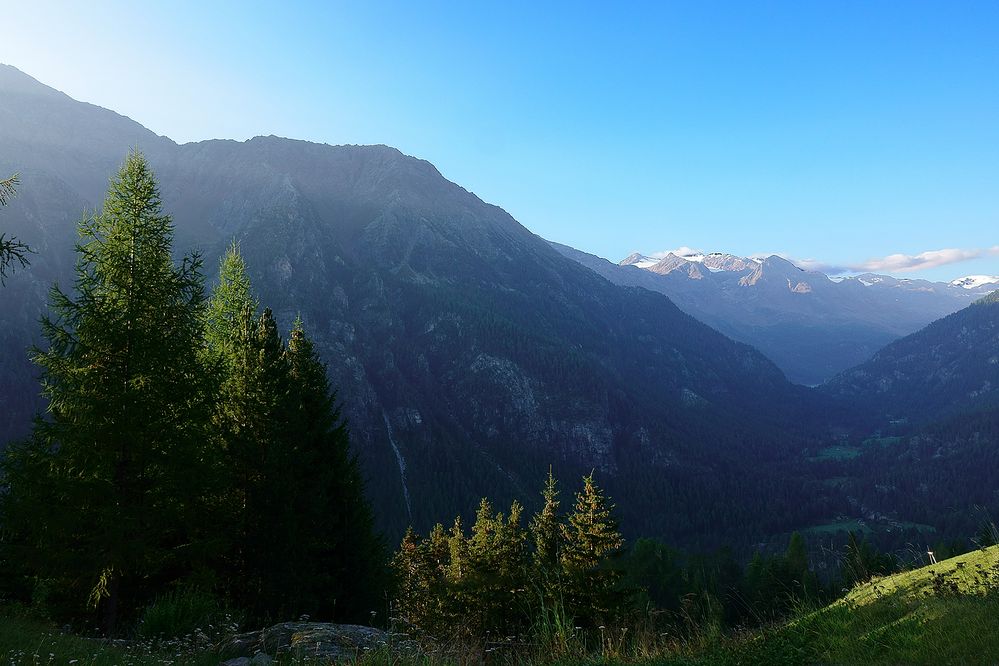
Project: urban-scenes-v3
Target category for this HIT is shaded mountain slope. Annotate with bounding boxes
[0,65,839,544]
[822,291,999,424]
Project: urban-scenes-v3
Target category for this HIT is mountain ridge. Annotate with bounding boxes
[0,65,833,546]
[553,242,990,384]
[821,289,999,425]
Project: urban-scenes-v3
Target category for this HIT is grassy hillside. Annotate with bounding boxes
[725,545,999,665]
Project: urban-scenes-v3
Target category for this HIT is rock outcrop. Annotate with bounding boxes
[218,622,419,664]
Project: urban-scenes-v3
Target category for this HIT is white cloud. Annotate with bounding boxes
[650,246,703,259]
[640,245,998,277]
[787,257,847,273]
[852,246,999,273]
[770,246,999,276]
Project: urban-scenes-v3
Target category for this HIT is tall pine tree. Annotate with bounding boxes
[530,468,562,574]
[0,152,212,631]
[560,473,625,624]
[205,246,384,622]
[283,316,385,620]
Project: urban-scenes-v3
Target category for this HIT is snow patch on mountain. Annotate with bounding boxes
[656,246,706,263]
[951,275,999,290]
[620,252,661,269]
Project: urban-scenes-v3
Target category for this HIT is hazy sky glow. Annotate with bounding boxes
[3,1,998,281]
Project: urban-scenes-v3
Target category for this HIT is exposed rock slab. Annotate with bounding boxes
[219,622,418,663]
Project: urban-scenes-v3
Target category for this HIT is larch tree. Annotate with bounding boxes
[205,241,256,363]
[0,152,212,632]
[0,173,31,284]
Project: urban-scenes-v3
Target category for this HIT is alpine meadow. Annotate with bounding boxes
[1,4,999,665]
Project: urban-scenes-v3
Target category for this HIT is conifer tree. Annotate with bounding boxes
[785,531,817,598]
[392,528,431,629]
[462,498,528,635]
[530,468,562,573]
[205,241,256,364]
[560,473,625,623]
[529,469,568,631]
[283,316,385,620]
[561,473,624,571]
[0,172,31,284]
[0,152,212,631]
[447,516,468,583]
[206,247,384,622]
[424,523,454,633]
[234,308,296,618]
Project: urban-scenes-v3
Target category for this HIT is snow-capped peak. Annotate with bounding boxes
[663,247,706,263]
[623,248,764,274]
[620,252,661,269]
[950,275,999,290]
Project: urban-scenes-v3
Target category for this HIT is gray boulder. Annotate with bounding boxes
[218,622,418,663]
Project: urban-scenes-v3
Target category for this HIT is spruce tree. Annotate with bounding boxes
[529,470,567,632]
[0,152,211,631]
[233,307,295,618]
[530,468,562,573]
[424,523,454,633]
[283,317,385,620]
[463,498,528,635]
[392,528,431,629]
[560,473,624,623]
[206,247,384,622]
[784,531,817,599]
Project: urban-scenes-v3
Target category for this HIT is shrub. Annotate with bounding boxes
[135,588,237,640]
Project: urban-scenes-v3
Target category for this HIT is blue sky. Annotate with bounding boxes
[3,1,997,281]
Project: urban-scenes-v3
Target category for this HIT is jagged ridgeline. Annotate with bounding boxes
[0,64,836,547]
[554,243,993,386]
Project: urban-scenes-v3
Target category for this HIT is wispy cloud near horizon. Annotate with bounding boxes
[857,247,999,273]
[784,246,999,276]
[633,245,999,278]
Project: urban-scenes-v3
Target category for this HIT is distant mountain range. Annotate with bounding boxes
[553,244,992,385]
[0,65,833,546]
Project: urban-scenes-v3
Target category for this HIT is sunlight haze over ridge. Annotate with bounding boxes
[3,1,998,282]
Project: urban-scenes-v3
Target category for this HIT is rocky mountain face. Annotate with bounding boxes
[0,66,832,544]
[554,244,990,385]
[822,291,999,425]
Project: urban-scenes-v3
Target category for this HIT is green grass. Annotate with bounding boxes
[5,546,999,665]
[0,610,223,665]
[726,545,999,665]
